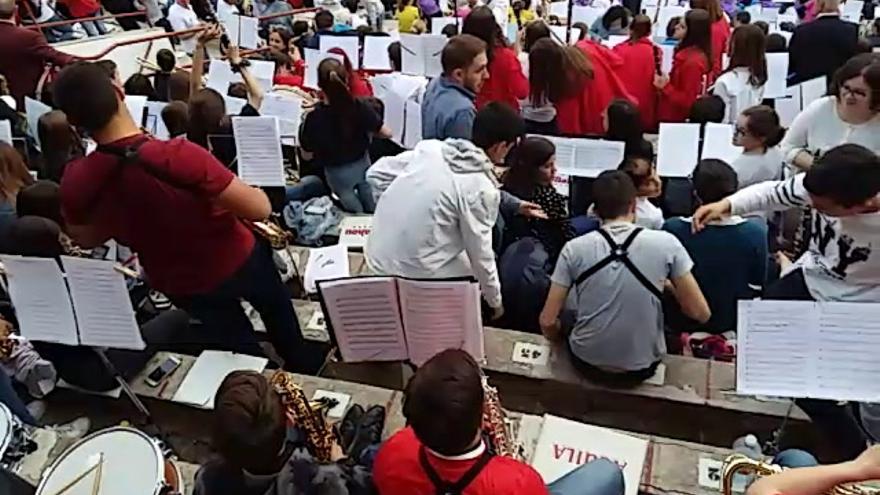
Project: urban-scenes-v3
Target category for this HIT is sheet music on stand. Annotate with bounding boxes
[317,276,484,366]
[0,120,12,145]
[532,135,624,178]
[232,116,285,186]
[737,300,880,402]
[0,255,145,350]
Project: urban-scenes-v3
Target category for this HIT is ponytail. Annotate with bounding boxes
[741,105,784,150]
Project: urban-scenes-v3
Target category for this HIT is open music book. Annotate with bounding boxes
[317,277,484,366]
[737,300,880,402]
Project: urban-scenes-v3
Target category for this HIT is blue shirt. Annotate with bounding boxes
[663,216,768,334]
[421,77,476,141]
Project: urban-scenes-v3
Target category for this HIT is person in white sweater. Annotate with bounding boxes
[712,24,767,124]
[730,105,785,188]
[781,54,880,172]
[693,143,880,459]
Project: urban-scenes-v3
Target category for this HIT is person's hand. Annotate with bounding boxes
[290,45,302,64]
[691,199,732,233]
[492,305,505,321]
[540,318,562,341]
[518,201,548,219]
[197,23,222,46]
[653,74,669,89]
[228,44,242,66]
[775,251,792,271]
[330,441,346,462]
[853,445,880,480]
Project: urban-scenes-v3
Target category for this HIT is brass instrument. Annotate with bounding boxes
[246,219,293,250]
[721,455,880,495]
[481,376,524,460]
[270,371,338,463]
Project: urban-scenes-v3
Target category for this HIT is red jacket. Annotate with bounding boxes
[350,72,374,98]
[657,46,710,123]
[59,0,101,18]
[555,40,636,136]
[374,427,549,495]
[476,46,529,111]
[710,17,730,81]
[0,22,74,108]
[613,37,660,132]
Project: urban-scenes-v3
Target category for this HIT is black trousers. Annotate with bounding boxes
[764,269,870,460]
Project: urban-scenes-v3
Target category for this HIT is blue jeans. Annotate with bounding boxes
[0,371,35,426]
[41,15,76,42]
[80,11,108,37]
[285,175,327,204]
[773,449,818,468]
[548,459,625,495]
[324,155,375,214]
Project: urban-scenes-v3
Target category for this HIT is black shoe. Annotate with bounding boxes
[338,404,364,454]
[348,405,386,462]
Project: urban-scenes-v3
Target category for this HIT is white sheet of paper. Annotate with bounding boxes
[571,5,604,27]
[232,116,285,186]
[24,97,52,150]
[700,123,742,164]
[304,244,351,293]
[306,310,326,332]
[400,34,425,76]
[312,390,351,418]
[125,95,148,127]
[61,256,145,350]
[363,36,394,71]
[657,123,700,177]
[144,101,170,140]
[549,1,568,17]
[659,43,675,74]
[317,277,409,362]
[206,59,239,94]
[775,84,802,127]
[531,414,648,495]
[764,53,789,99]
[0,255,79,346]
[224,96,248,116]
[422,35,447,78]
[656,5,687,34]
[536,135,624,178]
[842,0,864,19]
[0,120,11,145]
[603,35,629,48]
[643,362,667,386]
[338,215,373,248]
[549,25,569,45]
[399,279,484,366]
[320,35,361,70]
[303,49,345,90]
[512,341,550,366]
[259,93,303,146]
[222,14,260,49]
[737,301,880,402]
[800,76,827,108]
[431,16,458,35]
[552,171,570,197]
[404,99,422,150]
[172,351,268,408]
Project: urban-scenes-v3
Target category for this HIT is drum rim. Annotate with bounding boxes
[35,426,164,495]
[0,402,15,457]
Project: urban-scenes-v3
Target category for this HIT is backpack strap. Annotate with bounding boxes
[575,227,663,301]
[418,446,494,495]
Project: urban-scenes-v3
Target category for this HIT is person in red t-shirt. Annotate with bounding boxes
[373,349,625,495]
[691,0,730,81]
[655,9,713,123]
[463,6,529,111]
[613,15,661,132]
[52,61,324,374]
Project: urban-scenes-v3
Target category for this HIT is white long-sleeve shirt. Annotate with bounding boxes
[780,96,880,169]
[728,175,880,301]
[712,68,765,124]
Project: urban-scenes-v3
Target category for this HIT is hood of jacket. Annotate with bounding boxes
[440,139,500,186]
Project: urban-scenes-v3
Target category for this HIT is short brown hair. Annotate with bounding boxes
[402,349,484,456]
[441,34,487,75]
[592,170,637,220]
[213,371,287,473]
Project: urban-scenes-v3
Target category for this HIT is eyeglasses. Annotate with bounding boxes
[841,84,869,99]
[733,125,748,137]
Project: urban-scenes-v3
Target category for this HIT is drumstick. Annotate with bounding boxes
[90,453,104,495]
[45,456,103,495]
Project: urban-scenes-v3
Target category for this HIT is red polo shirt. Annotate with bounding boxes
[60,135,255,296]
[374,427,549,495]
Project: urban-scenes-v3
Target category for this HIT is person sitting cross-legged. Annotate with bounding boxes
[540,171,711,387]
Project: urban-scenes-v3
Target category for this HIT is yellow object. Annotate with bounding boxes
[721,455,879,495]
[508,7,536,24]
[396,5,421,34]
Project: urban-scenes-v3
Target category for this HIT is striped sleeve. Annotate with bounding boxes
[728,175,810,216]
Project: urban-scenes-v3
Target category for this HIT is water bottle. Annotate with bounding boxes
[731,434,763,492]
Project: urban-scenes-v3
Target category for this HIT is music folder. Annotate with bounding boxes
[316,276,484,367]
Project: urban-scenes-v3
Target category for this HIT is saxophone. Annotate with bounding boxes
[481,376,523,460]
[270,371,338,463]
[245,218,293,250]
[721,455,880,495]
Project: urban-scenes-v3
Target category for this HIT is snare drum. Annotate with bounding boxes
[35,427,184,495]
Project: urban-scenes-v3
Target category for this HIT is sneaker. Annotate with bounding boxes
[148,291,172,311]
[348,405,385,462]
[25,401,46,422]
[338,404,364,455]
[49,417,91,440]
